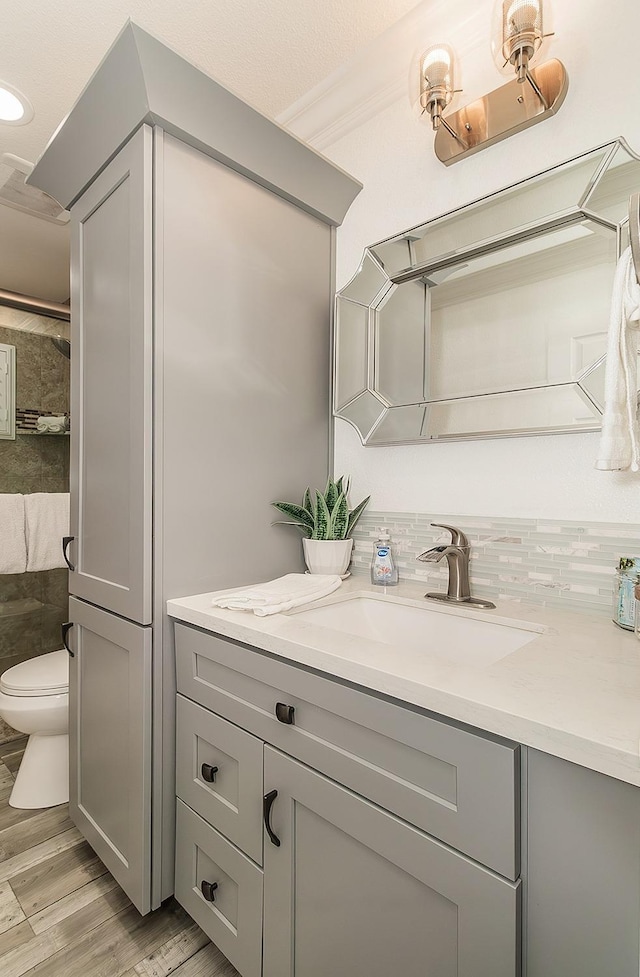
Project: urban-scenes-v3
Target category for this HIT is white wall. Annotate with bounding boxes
[310,0,640,520]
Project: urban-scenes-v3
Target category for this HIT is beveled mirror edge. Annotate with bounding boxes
[372,138,640,273]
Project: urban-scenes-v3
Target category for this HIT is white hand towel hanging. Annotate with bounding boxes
[24,493,70,572]
[595,246,640,472]
[211,573,342,616]
[0,494,27,574]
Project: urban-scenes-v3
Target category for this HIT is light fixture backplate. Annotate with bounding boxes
[434,58,568,165]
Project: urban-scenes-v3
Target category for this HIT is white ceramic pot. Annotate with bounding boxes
[302,538,353,575]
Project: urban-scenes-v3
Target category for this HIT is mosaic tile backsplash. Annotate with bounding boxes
[351,512,640,617]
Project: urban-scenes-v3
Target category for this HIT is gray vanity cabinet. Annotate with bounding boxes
[66,127,154,915]
[172,618,640,975]
[65,114,345,912]
[31,23,360,914]
[66,120,341,913]
[173,622,521,977]
[68,596,152,914]
[262,747,519,977]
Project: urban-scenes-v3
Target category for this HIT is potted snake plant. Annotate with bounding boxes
[272,476,370,575]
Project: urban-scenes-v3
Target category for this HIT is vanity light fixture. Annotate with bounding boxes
[420,0,567,165]
[0,82,34,125]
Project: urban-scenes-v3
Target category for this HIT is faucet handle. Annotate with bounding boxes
[431,523,469,547]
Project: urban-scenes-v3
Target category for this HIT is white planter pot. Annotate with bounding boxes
[302,538,353,575]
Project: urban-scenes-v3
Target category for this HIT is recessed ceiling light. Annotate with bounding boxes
[0,82,34,125]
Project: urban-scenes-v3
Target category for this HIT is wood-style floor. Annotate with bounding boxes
[0,738,239,977]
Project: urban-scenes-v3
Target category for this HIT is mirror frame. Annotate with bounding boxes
[334,138,640,445]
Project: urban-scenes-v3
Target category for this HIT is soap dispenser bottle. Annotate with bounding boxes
[371,530,398,586]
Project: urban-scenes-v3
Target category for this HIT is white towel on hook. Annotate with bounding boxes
[595,246,640,472]
[0,494,27,574]
[24,493,70,571]
[211,573,342,616]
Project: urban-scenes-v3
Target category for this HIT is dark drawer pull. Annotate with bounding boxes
[200,880,218,902]
[201,763,219,783]
[263,789,280,847]
[62,536,75,572]
[275,702,295,725]
[61,622,74,657]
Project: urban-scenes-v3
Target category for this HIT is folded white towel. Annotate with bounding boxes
[36,415,68,434]
[211,573,342,616]
[0,494,27,574]
[595,247,640,472]
[24,493,70,572]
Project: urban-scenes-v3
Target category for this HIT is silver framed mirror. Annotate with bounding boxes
[335,139,640,444]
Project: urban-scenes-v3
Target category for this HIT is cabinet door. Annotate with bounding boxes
[69,124,153,624]
[263,747,519,977]
[68,596,152,914]
[526,749,640,976]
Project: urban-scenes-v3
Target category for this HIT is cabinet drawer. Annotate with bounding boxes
[175,799,263,977]
[176,694,264,864]
[175,623,519,880]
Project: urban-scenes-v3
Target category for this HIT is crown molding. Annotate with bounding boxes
[277,0,486,151]
[29,22,361,225]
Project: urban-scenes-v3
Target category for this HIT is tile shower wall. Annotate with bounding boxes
[352,512,640,616]
[0,309,70,716]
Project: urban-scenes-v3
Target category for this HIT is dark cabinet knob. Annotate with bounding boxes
[275,702,295,725]
[201,763,219,783]
[200,880,218,902]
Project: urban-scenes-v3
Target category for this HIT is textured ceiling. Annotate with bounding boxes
[2,0,422,178]
[0,0,420,301]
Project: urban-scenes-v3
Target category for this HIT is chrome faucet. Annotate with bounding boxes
[417,523,495,609]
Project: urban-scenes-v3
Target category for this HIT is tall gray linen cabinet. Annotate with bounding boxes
[29,22,361,914]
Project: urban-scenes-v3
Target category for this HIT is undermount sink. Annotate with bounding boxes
[291,595,545,667]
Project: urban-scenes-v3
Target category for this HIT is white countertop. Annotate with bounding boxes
[167,577,640,787]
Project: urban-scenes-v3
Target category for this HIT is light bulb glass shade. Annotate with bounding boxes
[418,43,457,129]
[501,0,543,65]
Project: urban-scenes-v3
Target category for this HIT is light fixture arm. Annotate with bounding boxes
[514,47,531,84]
[523,65,548,109]
[439,115,466,147]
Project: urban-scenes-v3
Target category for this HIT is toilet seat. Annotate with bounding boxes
[0,649,69,697]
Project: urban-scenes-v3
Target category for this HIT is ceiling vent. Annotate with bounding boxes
[0,154,70,224]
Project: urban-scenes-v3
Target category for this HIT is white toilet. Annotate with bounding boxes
[0,649,69,809]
